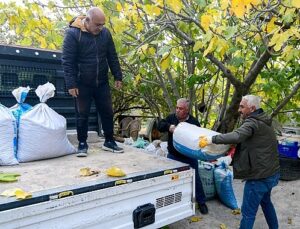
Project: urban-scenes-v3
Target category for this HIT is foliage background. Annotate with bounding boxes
[0,0,299,132]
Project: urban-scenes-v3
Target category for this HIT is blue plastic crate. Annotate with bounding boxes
[278,141,299,159]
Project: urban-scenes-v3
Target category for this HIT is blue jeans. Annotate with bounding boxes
[167,153,206,204]
[240,172,280,229]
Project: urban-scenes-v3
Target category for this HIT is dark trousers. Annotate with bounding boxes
[167,153,206,204]
[75,83,114,143]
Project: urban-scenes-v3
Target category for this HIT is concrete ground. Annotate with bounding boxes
[169,178,299,229]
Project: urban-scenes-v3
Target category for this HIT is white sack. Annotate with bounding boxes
[0,104,18,165]
[17,83,75,162]
[10,86,32,123]
[173,122,229,161]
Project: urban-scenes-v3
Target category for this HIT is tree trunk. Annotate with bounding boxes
[217,87,246,133]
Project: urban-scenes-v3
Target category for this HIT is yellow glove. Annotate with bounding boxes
[198,136,212,148]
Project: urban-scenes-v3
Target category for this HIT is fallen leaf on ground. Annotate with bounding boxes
[189,216,202,222]
[80,168,100,177]
[288,217,292,224]
[232,209,241,215]
[1,188,23,197]
[0,173,21,182]
[1,188,31,200]
[220,223,228,229]
[106,166,126,177]
[15,189,32,200]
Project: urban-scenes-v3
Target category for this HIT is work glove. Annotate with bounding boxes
[198,135,212,148]
[216,155,232,166]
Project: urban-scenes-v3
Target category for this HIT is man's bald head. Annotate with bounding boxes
[87,7,105,20]
[85,7,106,35]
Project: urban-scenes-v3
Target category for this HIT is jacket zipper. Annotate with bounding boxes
[94,36,99,87]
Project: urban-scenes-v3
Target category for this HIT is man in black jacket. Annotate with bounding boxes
[62,7,123,157]
[200,95,280,229]
[158,98,208,214]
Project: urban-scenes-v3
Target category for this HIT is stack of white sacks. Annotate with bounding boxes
[0,83,75,165]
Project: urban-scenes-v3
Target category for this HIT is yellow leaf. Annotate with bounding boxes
[282,48,298,64]
[148,47,156,55]
[254,34,261,42]
[152,6,161,16]
[144,5,162,16]
[156,0,164,7]
[41,17,50,25]
[48,43,56,50]
[166,0,183,14]
[139,44,148,55]
[290,26,300,39]
[220,223,228,229]
[266,17,277,34]
[232,209,241,215]
[116,2,123,12]
[269,31,291,52]
[203,37,217,57]
[40,37,47,49]
[1,188,23,197]
[193,41,203,52]
[80,168,100,177]
[216,38,229,57]
[231,0,246,18]
[15,189,32,200]
[160,53,171,71]
[190,216,202,222]
[220,0,229,10]
[236,37,246,46]
[136,21,144,32]
[106,166,126,177]
[80,168,91,176]
[291,0,300,8]
[135,74,142,84]
[200,15,213,31]
[111,18,127,34]
[249,0,260,6]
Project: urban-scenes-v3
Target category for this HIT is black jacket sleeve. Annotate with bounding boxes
[158,115,173,133]
[61,28,79,90]
[106,30,122,81]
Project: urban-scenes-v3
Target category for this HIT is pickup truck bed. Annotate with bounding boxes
[0,144,195,229]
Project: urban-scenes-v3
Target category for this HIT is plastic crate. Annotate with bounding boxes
[279,156,300,181]
[278,141,299,159]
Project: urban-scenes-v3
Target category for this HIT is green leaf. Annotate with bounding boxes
[0,173,21,182]
[230,57,244,67]
[224,26,238,39]
[194,0,206,7]
[157,46,171,56]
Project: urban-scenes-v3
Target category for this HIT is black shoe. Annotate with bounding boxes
[102,140,124,153]
[199,203,208,214]
[77,142,88,157]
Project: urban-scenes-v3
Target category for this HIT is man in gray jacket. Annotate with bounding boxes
[200,95,280,229]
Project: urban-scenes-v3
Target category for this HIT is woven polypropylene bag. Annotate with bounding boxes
[173,122,229,161]
[0,104,18,165]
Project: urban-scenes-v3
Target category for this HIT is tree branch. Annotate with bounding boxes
[244,48,272,87]
[206,53,242,88]
[271,80,300,118]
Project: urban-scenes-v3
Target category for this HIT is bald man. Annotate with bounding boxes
[62,7,124,156]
